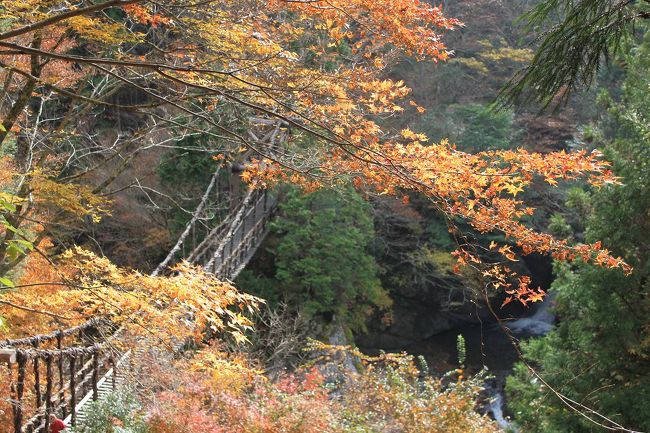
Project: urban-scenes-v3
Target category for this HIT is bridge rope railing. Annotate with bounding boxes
[155,117,287,280]
[1,192,276,432]
[0,318,105,348]
[151,165,223,277]
[184,187,257,267]
[0,119,289,432]
[200,188,277,280]
[1,319,124,433]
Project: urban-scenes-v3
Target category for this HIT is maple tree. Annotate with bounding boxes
[0,0,631,337]
[506,30,650,432]
[0,245,261,340]
[0,3,642,433]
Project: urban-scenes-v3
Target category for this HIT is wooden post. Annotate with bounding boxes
[33,341,41,408]
[69,356,76,426]
[78,324,86,398]
[92,351,99,401]
[8,359,15,432]
[229,235,234,264]
[13,352,25,433]
[110,356,117,389]
[253,192,258,228]
[78,354,85,395]
[263,189,268,213]
[241,211,246,246]
[0,348,16,363]
[57,331,66,418]
[44,355,53,432]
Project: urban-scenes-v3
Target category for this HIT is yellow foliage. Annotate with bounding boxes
[0,248,262,344]
[0,0,629,316]
[142,343,497,433]
[65,16,132,44]
[190,348,264,395]
[481,47,534,63]
[451,57,489,74]
[30,170,110,223]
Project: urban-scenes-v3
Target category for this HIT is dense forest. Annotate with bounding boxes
[0,1,648,432]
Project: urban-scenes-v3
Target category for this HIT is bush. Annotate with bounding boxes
[142,345,498,433]
[70,388,148,433]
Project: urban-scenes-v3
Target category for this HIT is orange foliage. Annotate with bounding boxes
[142,345,497,433]
[246,141,629,304]
[122,5,170,27]
[0,248,261,343]
[0,0,631,318]
[270,0,461,59]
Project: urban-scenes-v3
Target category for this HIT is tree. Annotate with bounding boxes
[0,0,631,336]
[506,30,650,433]
[417,104,517,152]
[499,0,650,108]
[243,187,390,332]
[0,0,460,279]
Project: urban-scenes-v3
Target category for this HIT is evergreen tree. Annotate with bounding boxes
[241,188,390,332]
[500,0,650,108]
[506,31,650,433]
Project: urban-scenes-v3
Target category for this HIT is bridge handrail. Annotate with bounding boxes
[3,320,124,433]
[201,188,276,279]
[213,194,277,279]
[1,318,107,348]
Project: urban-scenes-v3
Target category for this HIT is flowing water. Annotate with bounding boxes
[404,295,555,430]
[505,295,554,336]
[488,392,510,430]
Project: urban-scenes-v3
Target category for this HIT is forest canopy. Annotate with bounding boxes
[0,2,648,433]
[0,0,629,315]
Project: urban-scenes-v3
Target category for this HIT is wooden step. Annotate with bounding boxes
[63,349,132,426]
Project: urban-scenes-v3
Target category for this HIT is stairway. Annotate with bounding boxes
[62,348,132,426]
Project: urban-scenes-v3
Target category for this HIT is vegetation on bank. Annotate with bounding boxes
[70,347,499,433]
[506,30,650,433]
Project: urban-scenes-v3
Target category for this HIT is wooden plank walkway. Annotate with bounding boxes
[62,348,133,426]
[4,118,286,431]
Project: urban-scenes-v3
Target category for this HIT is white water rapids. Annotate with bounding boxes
[505,294,555,336]
[487,294,555,431]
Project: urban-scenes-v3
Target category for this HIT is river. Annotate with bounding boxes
[403,295,555,430]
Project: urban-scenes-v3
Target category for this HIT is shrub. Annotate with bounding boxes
[70,388,148,433]
[143,345,498,433]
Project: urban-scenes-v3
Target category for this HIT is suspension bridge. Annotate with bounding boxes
[0,119,287,432]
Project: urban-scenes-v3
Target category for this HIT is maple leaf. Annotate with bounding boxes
[527,290,546,303]
[504,183,524,196]
[501,296,514,308]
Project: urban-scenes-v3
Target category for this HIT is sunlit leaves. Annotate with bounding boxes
[144,344,497,433]
[29,169,110,223]
[0,0,630,315]
[0,247,261,342]
[246,137,630,304]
